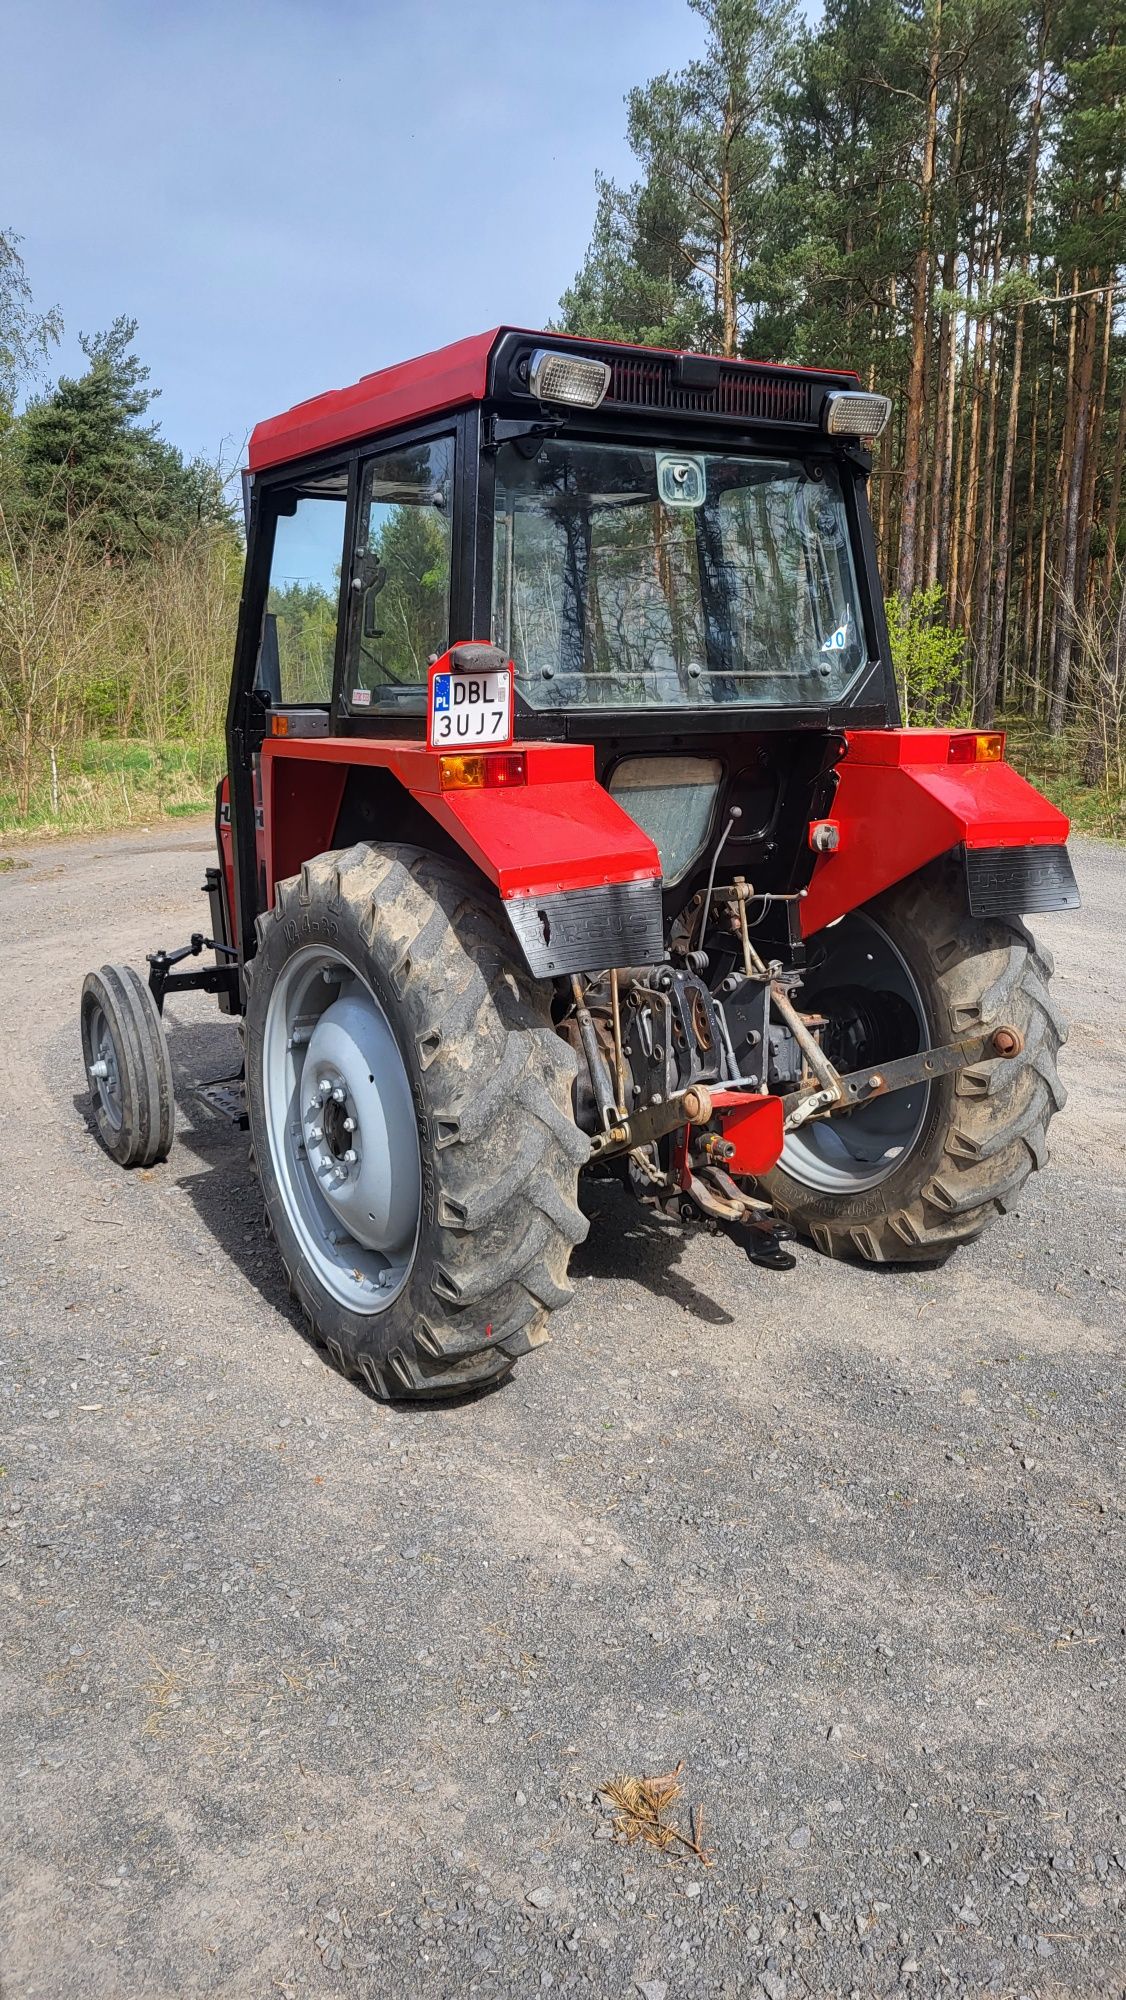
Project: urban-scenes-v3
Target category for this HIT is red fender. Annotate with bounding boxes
[801,729,1071,936]
[259,736,660,904]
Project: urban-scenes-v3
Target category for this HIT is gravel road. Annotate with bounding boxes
[1,825,1123,2000]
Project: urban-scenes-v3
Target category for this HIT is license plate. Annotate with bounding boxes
[428,668,512,746]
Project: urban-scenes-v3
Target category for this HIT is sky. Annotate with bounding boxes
[2,0,709,467]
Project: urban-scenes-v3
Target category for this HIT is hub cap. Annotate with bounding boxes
[87,1002,123,1132]
[262,948,421,1314]
[780,910,930,1195]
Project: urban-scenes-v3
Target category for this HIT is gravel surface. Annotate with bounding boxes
[0,825,1123,2000]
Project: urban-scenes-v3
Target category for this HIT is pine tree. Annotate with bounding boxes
[558,0,796,353]
[20,317,226,556]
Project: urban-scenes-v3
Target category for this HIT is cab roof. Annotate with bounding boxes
[247,328,858,474]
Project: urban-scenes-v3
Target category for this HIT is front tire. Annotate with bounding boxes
[244,843,589,1400]
[758,856,1067,1264]
[80,964,175,1168]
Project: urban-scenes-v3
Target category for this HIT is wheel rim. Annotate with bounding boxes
[780,910,930,1195]
[261,946,422,1315]
[87,1000,124,1133]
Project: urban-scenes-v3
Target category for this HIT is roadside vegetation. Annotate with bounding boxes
[0,246,240,839]
[3,0,1125,864]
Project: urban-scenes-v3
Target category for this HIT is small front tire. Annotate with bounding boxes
[80,964,176,1168]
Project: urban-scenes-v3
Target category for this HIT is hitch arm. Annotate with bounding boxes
[147,932,239,1014]
[782,1024,1024,1127]
[587,1084,715,1161]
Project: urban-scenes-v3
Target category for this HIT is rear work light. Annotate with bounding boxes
[823,389,892,439]
[948,732,1005,765]
[439,752,527,792]
[527,348,611,409]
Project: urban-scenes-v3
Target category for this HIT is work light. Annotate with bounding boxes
[822,390,892,439]
[527,348,611,408]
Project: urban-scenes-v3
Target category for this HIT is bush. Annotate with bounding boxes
[884,588,970,727]
[0,492,240,822]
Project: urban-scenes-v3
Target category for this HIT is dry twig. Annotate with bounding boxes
[599,1762,714,1865]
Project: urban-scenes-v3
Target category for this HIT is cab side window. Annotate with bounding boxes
[347,437,454,712]
[260,488,347,705]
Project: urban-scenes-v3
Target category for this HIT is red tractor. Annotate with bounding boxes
[80,329,1075,1400]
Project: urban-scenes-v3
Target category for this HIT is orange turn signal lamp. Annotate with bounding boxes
[947,731,1005,765]
[438,751,527,792]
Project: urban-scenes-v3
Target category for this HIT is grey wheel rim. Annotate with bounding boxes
[262,946,422,1315]
[87,1001,124,1133]
[781,911,930,1195]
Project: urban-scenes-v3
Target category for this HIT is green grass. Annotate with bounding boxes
[1,721,1120,845]
[1003,719,1126,840]
[0,736,225,840]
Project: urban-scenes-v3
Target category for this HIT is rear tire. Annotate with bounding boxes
[80,964,175,1168]
[758,856,1067,1264]
[244,843,589,1401]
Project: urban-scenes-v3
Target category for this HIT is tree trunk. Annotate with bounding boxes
[1103,369,1126,590]
[897,0,942,602]
[1018,349,1041,708]
[1049,290,1098,734]
[984,18,1047,724]
[946,238,975,629]
[972,286,1002,718]
[959,269,988,649]
[1074,278,1113,620]
[1032,266,1062,709]
[928,64,966,596]
[1046,271,1081,684]
[719,92,738,358]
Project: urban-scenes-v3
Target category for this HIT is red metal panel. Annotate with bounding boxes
[432,781,659,899]
[260,736,660,902]
[710,1092,785,1175]
[248,331,501,471]
[801,730,1071,935]
[260,751,349,902]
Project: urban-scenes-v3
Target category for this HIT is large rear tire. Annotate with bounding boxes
[244,843,589,1400]
[757,856,1067,1264]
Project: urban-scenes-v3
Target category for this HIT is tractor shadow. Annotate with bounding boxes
[76,1008,734,1367]
[86,1010,534,1408]
[572,1178,735,1326]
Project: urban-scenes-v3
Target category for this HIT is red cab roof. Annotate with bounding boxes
[248,328,858,474]
[248,329,501,472]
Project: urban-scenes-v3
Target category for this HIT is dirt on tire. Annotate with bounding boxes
[244,842,589,1399]
[760,854,1067,1261]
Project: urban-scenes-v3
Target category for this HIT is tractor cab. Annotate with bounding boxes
[230,331,899,968]
[81,329,1077,1403]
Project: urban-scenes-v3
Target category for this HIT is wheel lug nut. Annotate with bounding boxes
[342,1149,357,1166]
[343,1116,356,1133]
[332,1086,345,1103]
[88,1060,108,1080]
[310,1126,323,1143]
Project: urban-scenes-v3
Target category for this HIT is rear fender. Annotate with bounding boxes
[801,729,1075,935]
[258,736,663,977]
